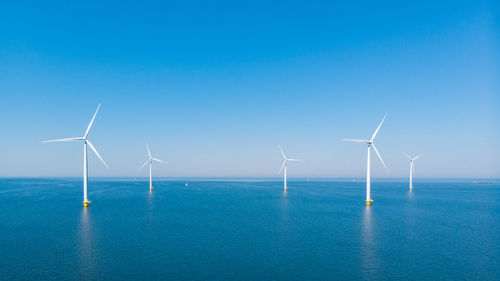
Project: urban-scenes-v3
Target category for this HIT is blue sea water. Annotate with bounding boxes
[0,178,498,280]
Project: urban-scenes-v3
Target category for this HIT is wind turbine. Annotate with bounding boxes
[43,104,109,207]
[140,144,167,191]
[405,153,421,190]
[343,113,389,206]
[278,146,300,191]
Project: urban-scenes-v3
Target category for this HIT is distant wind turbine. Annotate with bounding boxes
[43,104,109,207]
[140,144,167,191]
[343,113,389,206]
[405,153,421,190]
[278,146,300,191]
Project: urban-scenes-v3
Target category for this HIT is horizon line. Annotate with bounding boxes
[0,176,498,181]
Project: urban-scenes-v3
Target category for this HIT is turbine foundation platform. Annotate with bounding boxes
[366,200,373,206]
[83,200,92,207]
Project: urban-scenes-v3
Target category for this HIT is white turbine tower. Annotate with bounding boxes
[278,146,300,191]
[140,144,167,191]
[343,113,389,206]
[43,104,109,207]
[405,153,421,190]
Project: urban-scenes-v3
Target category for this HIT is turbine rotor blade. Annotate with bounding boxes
[287,158,301,162]
[42,137,84,143]
[342,139,369,143]
[147,144,151,158]
[84,104,101,138]
[371,112,388,142]
[278,145,286,160]
[139,159,149,169]
[152,158,167,164]
[371,144,389,173]
[404,152,412,160]
[278,160,287,174]
[86,140,109,168]
[413,154,422,161]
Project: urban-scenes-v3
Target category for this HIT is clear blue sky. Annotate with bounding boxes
[0,0,498,178]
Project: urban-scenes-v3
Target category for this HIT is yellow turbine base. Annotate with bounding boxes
[83,201,90,207]
[410,187,413,190]
[150,187,153,191]
[366,201,371,206]
[284,186,287,191]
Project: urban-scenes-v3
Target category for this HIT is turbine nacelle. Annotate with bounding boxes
[405,153,422,163]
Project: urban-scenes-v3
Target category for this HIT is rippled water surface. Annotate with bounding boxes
[0,178,498,280]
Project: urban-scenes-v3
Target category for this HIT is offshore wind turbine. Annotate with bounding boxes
[43,104,109,207]
[405,153,421,190]
[278,146,300,191]
[140,144,167,191]
[343,113,389,206]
